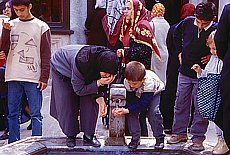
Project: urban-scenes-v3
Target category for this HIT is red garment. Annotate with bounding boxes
[102,0,160,59]
[180,3,195,19]
[120,0,160,59]
[102,14,124,47]
[0,59,6,67]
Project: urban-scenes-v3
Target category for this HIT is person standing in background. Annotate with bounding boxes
[167,2,217,151]
[159,3,195,134]
[149,2,170,85]
[85,0,107,46]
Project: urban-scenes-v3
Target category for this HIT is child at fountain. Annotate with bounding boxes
[112,61,165,150]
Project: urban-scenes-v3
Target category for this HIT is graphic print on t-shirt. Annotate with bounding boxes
[11,32,38,73]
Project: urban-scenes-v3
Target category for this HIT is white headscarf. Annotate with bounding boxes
[95,0,106,9]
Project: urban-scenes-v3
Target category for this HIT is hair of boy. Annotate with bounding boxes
[206,30,216,47]
[124,61,146,81]
[11,0,31,7]
[194,2,216,21]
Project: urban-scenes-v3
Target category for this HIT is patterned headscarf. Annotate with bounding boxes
[180,3,195,19]
[151,3,165,18]
[120,0,161,59]
[95,0,106,9]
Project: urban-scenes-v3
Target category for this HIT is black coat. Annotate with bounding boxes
[214,3,230,148]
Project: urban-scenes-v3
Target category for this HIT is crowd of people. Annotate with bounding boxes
[0,0,229,154]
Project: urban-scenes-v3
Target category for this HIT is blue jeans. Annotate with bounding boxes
[127,94,165,140]
[7,81,42,143]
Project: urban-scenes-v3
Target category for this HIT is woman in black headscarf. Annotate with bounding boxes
[50,45,118,148]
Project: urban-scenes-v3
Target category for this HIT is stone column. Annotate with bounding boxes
[105,84,126,146]
[70,0,87,44]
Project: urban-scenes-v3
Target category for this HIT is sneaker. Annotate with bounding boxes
[164,129,172,134]
[66,136,76,147]
[213,138,221,151]
[188,141,204,151]
[154,137,164,149]
[83,134,101,147]
[128,139,140,149]
[167,134,187,144]
[213,139,229,155]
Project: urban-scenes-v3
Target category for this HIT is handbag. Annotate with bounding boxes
[197,73,221,121]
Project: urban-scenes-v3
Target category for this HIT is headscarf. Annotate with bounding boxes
[75,46,119,84]
[180,3,195,19]
[151,3,165,18]
[120,0,160,59]
[95,0,106,9]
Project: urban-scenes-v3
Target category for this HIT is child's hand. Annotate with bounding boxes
[96,97,107,117]
[2,19,13,30]
[191,64,202,75]
[112,107,129,116]
[37,81,47,91]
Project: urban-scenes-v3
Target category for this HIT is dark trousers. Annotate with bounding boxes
[220,78,230,148]
[160,57,179,130]
[172,73,208,142]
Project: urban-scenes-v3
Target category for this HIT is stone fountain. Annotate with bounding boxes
[105,84,126,146]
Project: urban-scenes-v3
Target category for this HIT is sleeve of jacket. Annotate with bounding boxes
[173,20,184,55]
[40,29,51,83]
[71,63,99,97]
[215,5,229,60]
[0,28,10,56]
[127,92,154,113]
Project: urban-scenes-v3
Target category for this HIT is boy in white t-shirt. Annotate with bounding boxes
[0,0,51,143]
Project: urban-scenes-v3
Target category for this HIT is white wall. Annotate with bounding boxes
[218,1,230,21]
[189,0,206,6]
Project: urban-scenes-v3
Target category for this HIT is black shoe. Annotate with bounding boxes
[154,137,164,150]
[164,129,172,134]
[0,132,9,140]
[83,134,101,147]
[66,136,76,147]
[128,139,140,149]
[27,122,32,130]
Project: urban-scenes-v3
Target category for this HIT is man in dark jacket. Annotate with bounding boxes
[214,3,230,150]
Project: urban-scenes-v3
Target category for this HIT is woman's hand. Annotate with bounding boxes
[96,97,107,117]
[97,75,117,86]
[116,49,124,57]
[0,51,6,60]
